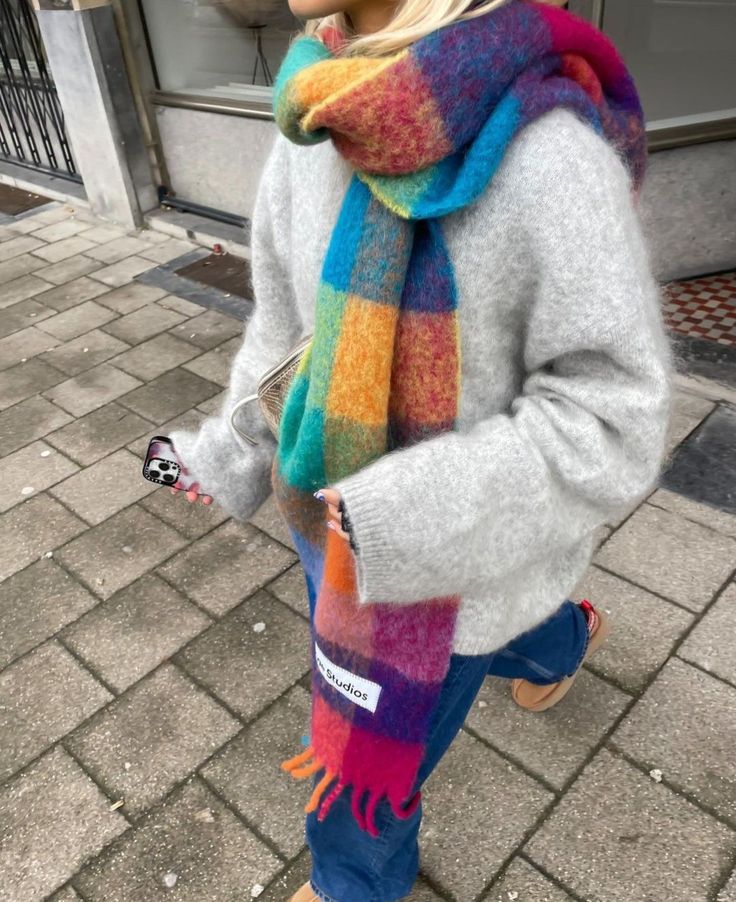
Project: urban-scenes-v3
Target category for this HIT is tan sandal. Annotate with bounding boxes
[289,883,319,902]
[511,600,611,712]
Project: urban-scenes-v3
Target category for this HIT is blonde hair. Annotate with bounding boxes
[302,0,513,58]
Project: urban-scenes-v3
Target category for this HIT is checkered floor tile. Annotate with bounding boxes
[664,271,736,346]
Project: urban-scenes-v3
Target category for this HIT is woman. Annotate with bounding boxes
[170,0,672,898]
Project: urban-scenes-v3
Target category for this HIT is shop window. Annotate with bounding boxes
[602,0,736,128]
[139,0,301,104]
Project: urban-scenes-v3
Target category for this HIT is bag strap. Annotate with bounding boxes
[228,394,261,448]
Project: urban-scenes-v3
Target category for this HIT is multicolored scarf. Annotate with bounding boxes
[270,0,645,836]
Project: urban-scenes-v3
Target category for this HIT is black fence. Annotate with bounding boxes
[0,0,80,182]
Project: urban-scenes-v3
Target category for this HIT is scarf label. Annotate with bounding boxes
[315,642,382,713]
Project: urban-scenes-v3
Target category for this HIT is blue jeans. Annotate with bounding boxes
[307,600,589,902]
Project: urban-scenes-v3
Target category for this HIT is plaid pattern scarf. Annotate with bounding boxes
[270,0,645,836]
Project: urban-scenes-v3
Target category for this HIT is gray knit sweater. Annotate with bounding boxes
[171,108,673,655]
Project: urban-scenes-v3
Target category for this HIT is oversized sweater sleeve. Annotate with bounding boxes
[332,121,673,606]
[169,134,304,522]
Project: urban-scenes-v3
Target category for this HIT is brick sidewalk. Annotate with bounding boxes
[1,201,735,902]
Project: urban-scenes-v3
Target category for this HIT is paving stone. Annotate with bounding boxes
[56,504,187,600]
[662,406,736,516]
[0,440,78,513]
[482,858,573,901]
[0,273,54,308]
[94,281,167,315]
[35,254,102,286]
[255,854,312,902]
[526,749,735,902]
[110,331,201,380]
[267,563,310,619]
[0,559,98,669]
[176,590,310,718]
[182,336,239,386]
[0,747,127,902]
[573,566,694,692]
[719,870,736,902]
[80,224,128,244]
[63,573,211,692]
[407,879,447,901]
[102,303,185,345]
[170,308,242,350]
[85,235,152,264]
[73,777,281,902]
[66,664,239,816]
[668,391,715,447]
[466,669,630,791]
[202,685,311,856]
[50,448,156,525]
[46,401,153,466]
[36,299,117,341]
[0,296,57,339]
[0,493,85,581]
[43,363,142,417]
[11,206,67,229]
[33,275,109,312]
[0,641,111,779]
[664,391,716,458]
[0,256,46,290]
[37,328,130,377]
[118,367,221,424]
[0,234,44,262]
[250,491,297,551]
[649,488,736,539]
[157,293,205,317]
[0,357,67,411]
[32,236,95,264]
[139,228,172,243]
[0,395,72,457]
[420,730,552,900]
[612,657,736,825]
[0,324,60,370]
[159,519,296,616]
[89,255,155,288]
[196,387,227,414]
[127,408,206,458]
[595,504,736,611]
[140,484,230,539]
[680,582,736,685]
[19,205,71,227]
[49,886,83,901]
[30,218,92,243]
[138,237,194,264]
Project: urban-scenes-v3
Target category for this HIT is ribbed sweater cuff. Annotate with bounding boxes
[332,468,399,605]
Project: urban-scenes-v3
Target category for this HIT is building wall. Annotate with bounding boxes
[641,139,736,282]
[155,105,736,281]
[154,106,276,218]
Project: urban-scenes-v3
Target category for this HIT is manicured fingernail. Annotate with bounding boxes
[313,491,326,502]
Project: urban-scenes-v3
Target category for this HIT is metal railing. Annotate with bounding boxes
[0,0,81,181]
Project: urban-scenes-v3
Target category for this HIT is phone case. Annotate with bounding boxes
[143,436,203,494]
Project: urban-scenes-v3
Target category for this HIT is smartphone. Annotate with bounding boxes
[143,436,203,494]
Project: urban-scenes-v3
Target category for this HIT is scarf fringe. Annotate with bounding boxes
[281,746,422,838]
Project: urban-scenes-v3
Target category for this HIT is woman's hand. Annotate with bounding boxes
[167,456,213,505]
[314,487,350,542]
[170,482,214,505]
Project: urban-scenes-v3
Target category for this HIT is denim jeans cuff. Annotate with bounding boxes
[311,878,339,902]
[565,613,591,678]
